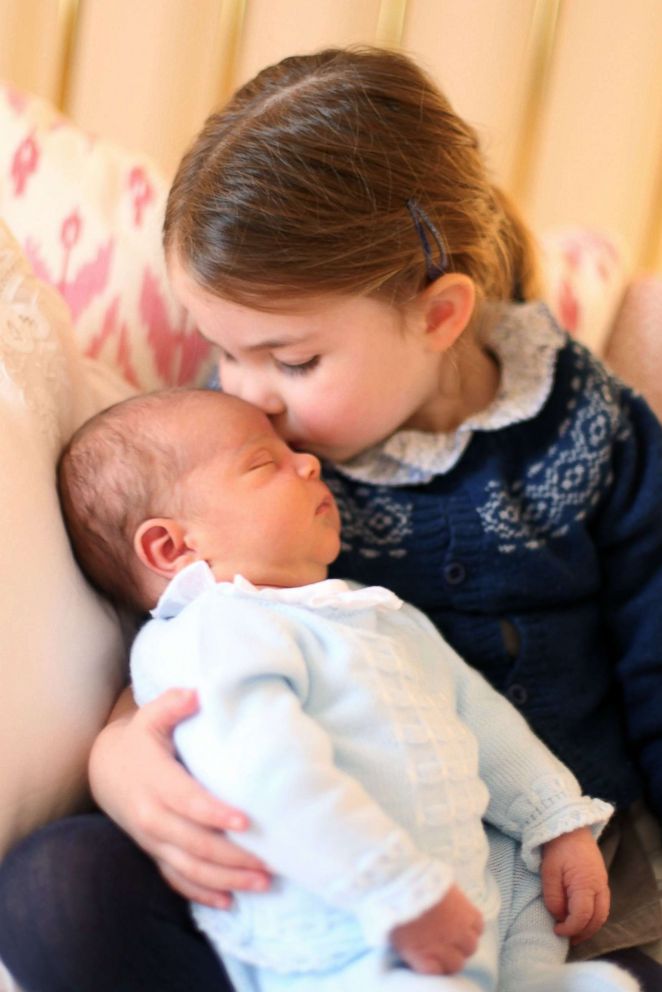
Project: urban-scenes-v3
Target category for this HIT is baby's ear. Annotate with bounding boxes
[134,518,196,579]
[418,273,476,352]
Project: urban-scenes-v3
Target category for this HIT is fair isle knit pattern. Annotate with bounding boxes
[326,303,662,819]
[475,338,631,554]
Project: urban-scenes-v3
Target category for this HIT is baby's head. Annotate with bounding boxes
[57,389,341,613]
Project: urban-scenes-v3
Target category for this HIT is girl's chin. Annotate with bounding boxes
[312,442,364,463]
[285,435,368,464]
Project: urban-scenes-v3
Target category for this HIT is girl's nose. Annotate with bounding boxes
[221,364,285,416]
[295,451,321,479]
[252,389,286,416]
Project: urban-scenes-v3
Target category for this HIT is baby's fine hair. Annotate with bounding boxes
[164,46,539,310]
[57,389,211,613]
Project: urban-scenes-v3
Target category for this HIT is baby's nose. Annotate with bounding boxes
[295,452,321,479]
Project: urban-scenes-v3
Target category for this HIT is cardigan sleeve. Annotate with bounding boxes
[592,385,662,821]
[137,597,453,946]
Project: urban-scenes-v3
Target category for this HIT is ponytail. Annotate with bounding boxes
[165,47,541,310]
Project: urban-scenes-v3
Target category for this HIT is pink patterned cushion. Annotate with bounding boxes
[0,81,212,391]
[540,227,627,356]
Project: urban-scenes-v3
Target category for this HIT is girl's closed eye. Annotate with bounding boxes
[274,355,320,376]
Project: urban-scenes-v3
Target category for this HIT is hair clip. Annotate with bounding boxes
[406,198,449,282]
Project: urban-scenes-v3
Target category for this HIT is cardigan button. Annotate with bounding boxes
[506,683,528,706]
[443,561,466,585]
[499,619,520,659]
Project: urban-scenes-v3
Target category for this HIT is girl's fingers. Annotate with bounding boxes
[147,809,269,873]
[142,747,249,833]
[158,862,233,908]
[138,688,200,741]
[156,840,271,896]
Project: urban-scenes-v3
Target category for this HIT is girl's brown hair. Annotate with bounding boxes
[164,46,539,310]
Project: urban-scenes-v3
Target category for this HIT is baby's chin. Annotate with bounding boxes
[209,562,332,589]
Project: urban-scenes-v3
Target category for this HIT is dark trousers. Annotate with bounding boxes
[1,814,661,992]
[0,814,233,992]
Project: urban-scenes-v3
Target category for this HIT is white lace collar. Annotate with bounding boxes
[335,302,565,486]
[152,560,403,620]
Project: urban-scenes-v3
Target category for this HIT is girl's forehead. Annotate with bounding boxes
[169,253,401,330]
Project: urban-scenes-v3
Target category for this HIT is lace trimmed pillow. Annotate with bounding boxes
[0,220,128,859]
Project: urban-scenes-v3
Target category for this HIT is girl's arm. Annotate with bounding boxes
[88,684,271,907]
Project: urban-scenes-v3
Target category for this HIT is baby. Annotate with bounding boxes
[57,388,638,992]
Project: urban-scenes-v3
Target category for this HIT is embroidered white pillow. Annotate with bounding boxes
[0,220,129,860]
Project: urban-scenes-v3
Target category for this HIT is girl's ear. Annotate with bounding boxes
[417,273,476,352]
[134,518,197,579]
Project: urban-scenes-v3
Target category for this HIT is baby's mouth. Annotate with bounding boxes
[315,494,335,516]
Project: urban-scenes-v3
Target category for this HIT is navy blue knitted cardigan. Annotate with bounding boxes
[327,318,662,818]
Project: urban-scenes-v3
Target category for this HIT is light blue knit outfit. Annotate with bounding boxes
[131,565,637,992]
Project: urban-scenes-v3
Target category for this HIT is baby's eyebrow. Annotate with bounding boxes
[235,433,279,463]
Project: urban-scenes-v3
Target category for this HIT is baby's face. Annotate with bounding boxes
[177,394,341,587]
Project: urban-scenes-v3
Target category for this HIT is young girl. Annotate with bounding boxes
[1,46,661,992]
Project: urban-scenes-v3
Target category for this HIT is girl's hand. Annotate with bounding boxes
[88,686,271,907]
[390,884,484,975]
[541,827,610,944]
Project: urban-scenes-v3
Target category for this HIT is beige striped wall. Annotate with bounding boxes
[1,0,661,274]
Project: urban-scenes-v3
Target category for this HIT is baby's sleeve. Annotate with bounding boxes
[409,607,612,870]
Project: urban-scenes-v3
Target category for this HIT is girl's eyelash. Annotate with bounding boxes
[275,355,320,375]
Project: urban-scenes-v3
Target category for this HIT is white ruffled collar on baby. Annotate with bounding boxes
[334,301,566,486]
[152,560,403,620]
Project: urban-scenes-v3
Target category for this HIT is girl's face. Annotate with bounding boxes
[170,257,445,463]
